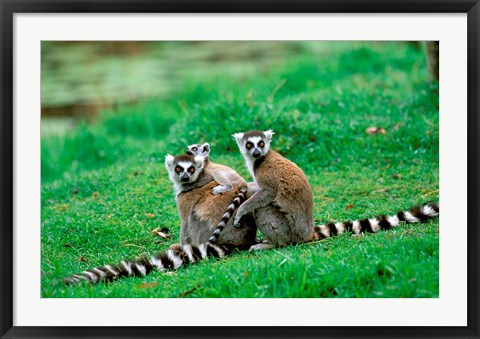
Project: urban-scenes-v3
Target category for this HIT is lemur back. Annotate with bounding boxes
[62,154,256,285]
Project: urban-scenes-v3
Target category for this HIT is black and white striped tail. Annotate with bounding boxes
[207,187,247,245]
[313,202,439,240]
[63,243,229,286]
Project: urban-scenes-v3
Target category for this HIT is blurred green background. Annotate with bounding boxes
[42,41,312,136]
[41,41,436,182]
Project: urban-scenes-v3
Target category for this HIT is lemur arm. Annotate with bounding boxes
[181,174,214,193]
[233,188,275,227]
[246,182,260,198]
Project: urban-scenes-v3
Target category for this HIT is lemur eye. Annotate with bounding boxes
[258,141,265,148]
[192,147,198,152]
[188,166,195,173]
[175,166,182,173]
[246,142,253,150]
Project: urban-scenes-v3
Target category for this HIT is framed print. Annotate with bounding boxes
[1,1,479,338]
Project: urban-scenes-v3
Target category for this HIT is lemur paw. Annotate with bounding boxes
[212,185,232,195]
[248,243,274,252]
[212,186,224,195]
[233,214,242,228]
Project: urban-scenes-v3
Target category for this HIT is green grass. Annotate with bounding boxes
[41,41,439,298]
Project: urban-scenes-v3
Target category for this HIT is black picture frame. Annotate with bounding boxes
[1,1,478,338]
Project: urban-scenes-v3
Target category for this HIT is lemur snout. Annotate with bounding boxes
[252,149,261,158]
[180,173,190,181]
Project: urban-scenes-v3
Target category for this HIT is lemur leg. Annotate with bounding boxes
[233,189,275,227]
[180,220,191,245]
[254,205,310,247]
[211,170,234,195]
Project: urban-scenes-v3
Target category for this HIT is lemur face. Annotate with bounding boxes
[233,130,274,159]
[165,154,204,184]
[186,143,210,157]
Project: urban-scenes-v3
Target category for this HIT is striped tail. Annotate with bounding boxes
[207,187,247,245]
[313,202,439,240]
[63,242,229,286]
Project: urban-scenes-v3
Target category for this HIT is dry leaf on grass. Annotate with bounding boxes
[365,127,387,135]
[344,204,355,210]
[151,227,172,239]
[156,232,171,239]
[372,188,389,194]
[137,282,158,289]
[177,284,201,298]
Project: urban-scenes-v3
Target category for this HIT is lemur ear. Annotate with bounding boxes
[185,145,193,155]
[263,129,274,141]
[233,132,244,145]
[165,154,175,168]
[193,155,205,168]
[201,143,210,155]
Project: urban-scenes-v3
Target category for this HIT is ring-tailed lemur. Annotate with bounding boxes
[185,142,251,244]
[166,153,254,246]
[232,130,439,251]
[186,142,248,196]
[63,154,256,285]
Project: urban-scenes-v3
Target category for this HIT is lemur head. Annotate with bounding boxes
[233,130,274,159]
[186,143,210,158]
[165,154,205,193]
